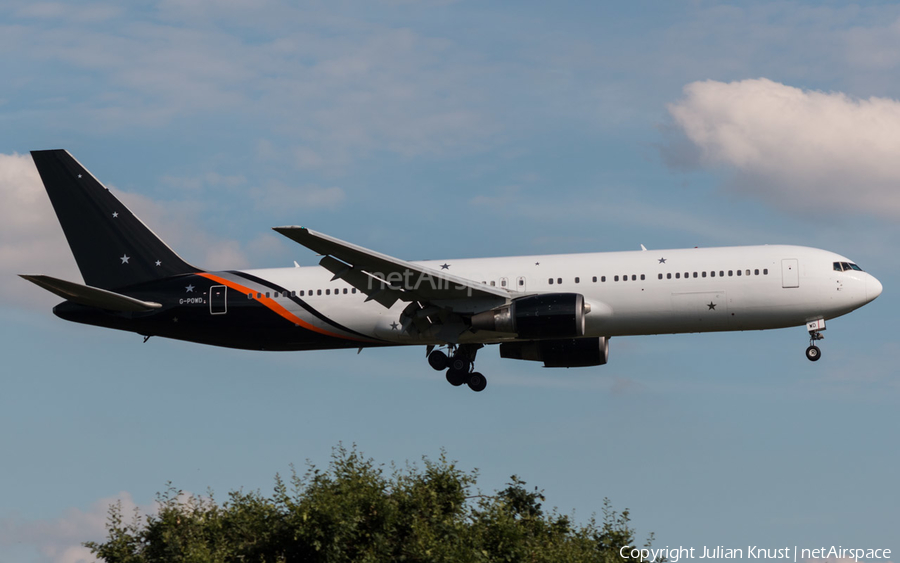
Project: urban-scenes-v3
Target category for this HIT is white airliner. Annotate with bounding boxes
[22,150,883,392]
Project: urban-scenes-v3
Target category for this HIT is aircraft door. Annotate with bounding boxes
[499,277,509,291]
[782,259,799,288]
[210,285,227,314]
[516,276,526,292]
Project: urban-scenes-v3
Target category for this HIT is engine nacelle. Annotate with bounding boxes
[470,293,587,338]
[499,336,609,368]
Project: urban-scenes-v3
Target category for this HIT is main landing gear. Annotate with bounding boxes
[427,344,487,392]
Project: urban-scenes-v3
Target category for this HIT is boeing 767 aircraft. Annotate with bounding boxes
[21,150,882,392]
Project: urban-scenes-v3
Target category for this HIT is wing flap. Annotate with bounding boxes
[20,274,162,312]
[274,226,508,307]
[318,255,402,308]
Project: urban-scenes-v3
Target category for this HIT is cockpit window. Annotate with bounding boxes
[834,261,865,272]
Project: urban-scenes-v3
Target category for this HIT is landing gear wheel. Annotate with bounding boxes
[448,355,471,374]
[805,345,821,362]
[428,350,449,371]
[467,372,487,392]
[446,370,467,386]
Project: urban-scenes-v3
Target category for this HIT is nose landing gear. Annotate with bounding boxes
[804,319,826,362]
[806,331,824,362]
[427,344,486,392]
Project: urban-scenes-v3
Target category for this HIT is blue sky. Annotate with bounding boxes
[1,1,898,561]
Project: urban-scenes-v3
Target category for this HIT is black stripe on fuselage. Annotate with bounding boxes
[228,270,384,342]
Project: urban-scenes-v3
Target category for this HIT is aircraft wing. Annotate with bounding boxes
[273,226,509,316]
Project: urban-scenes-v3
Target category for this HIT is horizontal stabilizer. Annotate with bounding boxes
[19,275,162,312]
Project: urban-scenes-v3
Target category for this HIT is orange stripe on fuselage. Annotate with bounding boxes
[197,272,370,342]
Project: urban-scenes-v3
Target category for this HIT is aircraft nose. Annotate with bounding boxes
[867,274,883,303]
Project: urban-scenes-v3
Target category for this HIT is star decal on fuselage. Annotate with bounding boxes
[658,257,666,264]
[120,254,129,264]
[707,302,717,310]
[390,322,399,330]
[155,260,162,266]
[440,263,450,270]
[185,284,195,293]
[112,212,118,218]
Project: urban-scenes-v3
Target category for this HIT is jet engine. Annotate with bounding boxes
[499,336,609,368]
[470,293,588,338]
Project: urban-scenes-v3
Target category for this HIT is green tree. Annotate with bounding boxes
[87,444,659,563]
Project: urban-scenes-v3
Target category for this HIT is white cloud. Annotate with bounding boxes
[3,5,500,167]
[251,181,346,214]
[0,492,140,563]
[0,153,81,308]
[665,78,900,218]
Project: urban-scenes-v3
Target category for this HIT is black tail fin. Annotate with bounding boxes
[30,150,199,290]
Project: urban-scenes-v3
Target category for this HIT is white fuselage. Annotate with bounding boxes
[230,245,882,345]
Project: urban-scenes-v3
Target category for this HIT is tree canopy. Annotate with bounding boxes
[87,444,657,563]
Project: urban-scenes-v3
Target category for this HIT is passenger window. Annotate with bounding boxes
[615,275,619,281]
[557,278,562,284]
[702,272,707,278]
[720,271,724,277]
[326,289,330,295]
[352,288,357,293]
[592,276,597,282]
[247,293,253,299]
[667,273,672,279]
[343,288,348,294]
[658,273,663,280]
[622,275,627,282]
[737,270,742,276]
[632,275,637,281]
[317,290,322,295]
[501,280,507,287]
[549,278,554,284]
[728,270,733,276]
[601,276,606,282]
[684,272,688,278]
[300,290,305,296]
[676,273,680,279]
[490,281,495,286]
[746,269,751,276]
[257,292,262,298]
[641,274,645,280]
[575,277,580,284]
[763,269,768,275]
[693,272,698,278]
[754,269,759,275]
[710,271,715,277]
[266,292,270,298]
